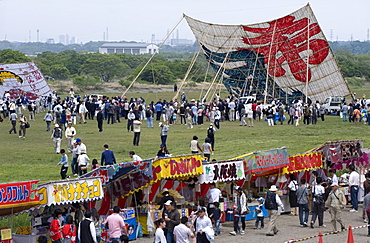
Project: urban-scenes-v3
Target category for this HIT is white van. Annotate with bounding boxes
[322,96,344,115]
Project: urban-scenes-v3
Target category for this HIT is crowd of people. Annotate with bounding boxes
[35,204,129,243]
[3,90,370,242]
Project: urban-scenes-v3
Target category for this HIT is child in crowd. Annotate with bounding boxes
[91,159,100,171]
[57,149,69,179]
[154,218,166,243]
[209,202,222,235]
[38,236,48,243]
[172,111,177,125]
[254,197,265,229]
[72,142,80,176]
[62,214,76,243]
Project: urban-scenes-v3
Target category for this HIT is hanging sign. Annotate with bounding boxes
[283,152,323,173]
[199,160,245,184]
[152,154,203,181]
[0,180,39,209]
[39,178,103,206]
[244,148,289,175]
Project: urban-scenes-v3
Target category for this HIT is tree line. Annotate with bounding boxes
[0,43,370,90]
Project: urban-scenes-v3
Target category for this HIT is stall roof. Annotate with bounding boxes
[80,160,154,198]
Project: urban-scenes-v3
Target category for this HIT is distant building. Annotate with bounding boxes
[99,43,159,54]
[46,38,55,44]
[170,38,194,46]
[59,35,65,45]
[70,37,76,45]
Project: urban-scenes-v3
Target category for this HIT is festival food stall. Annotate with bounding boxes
[227,148,291,216]
[15,177,104,243]
[82,160,155,240]
[197,159,266,221]
[0,180,40,243]
[225,147,323,215]
[137,154,203,235]
[311,139,366,201]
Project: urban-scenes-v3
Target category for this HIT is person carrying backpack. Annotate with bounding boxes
[264,185,284,236]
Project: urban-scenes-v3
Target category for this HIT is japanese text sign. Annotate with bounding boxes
[39,178,103,206]
[199,160,245,184]
[0,180,39,209]
[244,148,289,175]
[152,154,203,181]
[286,152,322,173]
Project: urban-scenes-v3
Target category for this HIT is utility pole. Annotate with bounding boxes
[330,29,333,42]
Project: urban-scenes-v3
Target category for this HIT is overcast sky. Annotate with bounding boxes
[0,0,369,44]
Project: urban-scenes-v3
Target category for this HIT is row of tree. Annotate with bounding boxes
[0,49,211,86]
[0,45,370,90]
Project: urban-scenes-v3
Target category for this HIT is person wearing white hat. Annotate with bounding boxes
[158,189,175,211]
[265,185,284,236]
[65,122,76,153]
[214,107,221,129]
[51,123,63,154]
[163,200,180,243]
[325,182,346,231]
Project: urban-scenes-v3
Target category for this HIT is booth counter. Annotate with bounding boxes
[226,201,268,221]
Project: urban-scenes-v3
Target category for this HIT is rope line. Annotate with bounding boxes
[283,224,369,243]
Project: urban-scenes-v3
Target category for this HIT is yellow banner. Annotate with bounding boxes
[39,178,104,206]
[152,154,203,181]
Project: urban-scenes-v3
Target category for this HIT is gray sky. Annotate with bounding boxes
[0,0,369,44]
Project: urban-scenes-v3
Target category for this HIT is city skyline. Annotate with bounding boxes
[1,0,369,44]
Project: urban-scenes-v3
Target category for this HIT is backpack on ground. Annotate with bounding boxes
[264,192,277,210]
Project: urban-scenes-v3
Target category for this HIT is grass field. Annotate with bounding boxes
[0,91,368,184]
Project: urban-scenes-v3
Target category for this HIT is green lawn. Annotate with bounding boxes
[0,91,367,184]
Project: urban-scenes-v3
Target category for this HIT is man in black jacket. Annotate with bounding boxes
[78,210,97,243]
[96,108,104,132]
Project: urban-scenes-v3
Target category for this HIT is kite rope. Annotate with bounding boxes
[121,15,185,98]
[202,32,239,103]
[173,50,200,101]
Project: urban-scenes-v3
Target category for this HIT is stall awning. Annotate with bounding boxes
[236,148,289,176]
[80,160,154,198]
[0,180,40,218]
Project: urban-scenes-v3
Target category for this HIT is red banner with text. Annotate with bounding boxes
[0,180,40,209]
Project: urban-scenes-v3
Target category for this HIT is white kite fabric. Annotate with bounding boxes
[0,62,52,99]
[184,4,351,102]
